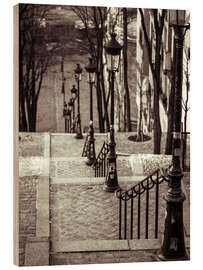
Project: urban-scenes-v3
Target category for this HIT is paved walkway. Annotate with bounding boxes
[18,132,190,266]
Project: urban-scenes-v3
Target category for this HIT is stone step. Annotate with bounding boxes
[50,133,107,158]
[50,175,146,185]
[51,239,161,253]
[50,156,133,178]
[50,239,190,265]
[19,154,172,178]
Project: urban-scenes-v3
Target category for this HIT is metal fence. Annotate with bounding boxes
[115,168,169,240]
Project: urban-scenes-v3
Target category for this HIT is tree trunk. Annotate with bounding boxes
[137,80,144,141]
[123,8,132,132]
[165,80,175,154]
[96,37,105,133]
[98,33,110,132]
[153,74,162,154]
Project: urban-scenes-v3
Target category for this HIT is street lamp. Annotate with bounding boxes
[74,64,83,139]
[61,77,66,105]
[63,101,71,133]
[158,10,190,261]
[70,85,77,133]
[85,57,97,165]
[103,33,122,192]
[68,98,74,133]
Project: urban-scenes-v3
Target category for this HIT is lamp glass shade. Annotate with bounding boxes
[85,58,96,83]
[71,85,77,100]
[74,64,82,82]
[104,33,122,71]
[106,53,121,72]
[72,93,77,100]
[87,72,96,83]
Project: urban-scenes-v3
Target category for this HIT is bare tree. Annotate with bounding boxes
[139,9,167,153]
[123,8,132,131]
[19,4,56,131]
[182,47,190,170]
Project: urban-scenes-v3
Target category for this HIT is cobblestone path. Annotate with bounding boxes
[18,132,190,265]
[49,134,171,245]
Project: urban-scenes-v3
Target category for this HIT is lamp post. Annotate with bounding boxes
[63,101,71,133]
[68,98,74,133]
[71,85,77,133]
[158,10,189,261]
[74,64,83,139]
[63,101,67,132]
[85,57,97,165]
[61,77,65,104]
[103,33,122,192]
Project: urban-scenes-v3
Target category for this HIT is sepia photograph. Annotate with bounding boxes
[13,2,190,267]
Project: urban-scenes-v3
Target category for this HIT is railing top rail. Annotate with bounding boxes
[115,167,170,201]
[94,140,109,165]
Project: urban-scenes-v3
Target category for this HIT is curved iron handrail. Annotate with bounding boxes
[93,141,109,168]
[81,133,89,157]
[115,167,171,202]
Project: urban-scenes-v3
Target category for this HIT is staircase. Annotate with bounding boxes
[18,132,190,266]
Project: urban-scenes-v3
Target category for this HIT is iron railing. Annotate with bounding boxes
[115,168,169,240]
[93,141,109,177]
[81,134,89,157]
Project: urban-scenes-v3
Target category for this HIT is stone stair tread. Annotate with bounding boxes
[52,239,129,253]
[50,175,146,185]
[51,237,190,253]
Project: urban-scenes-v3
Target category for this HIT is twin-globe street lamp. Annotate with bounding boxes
[85,57,97,166]
[74,64,83,139]
[158,10,190,261]
[103,33,122,192]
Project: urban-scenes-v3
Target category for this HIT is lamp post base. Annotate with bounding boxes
[75,117,83,139]
[157,169,187,262]
[157,251,188,262]
[103,182,120,193]
[75,133,83,139]
[85,158,95,166]
[85,122,96,166]
[103,126,119,192]
[103,155,120,192]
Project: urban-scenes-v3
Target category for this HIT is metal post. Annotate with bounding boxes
[86,82,96,166]
[72,101,75,133]
[158,25,189,261]
[103,70,119,192]
[75,79,83,139]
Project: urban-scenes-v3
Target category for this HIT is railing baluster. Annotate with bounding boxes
[145,178,149,239]
[119,190,122,240]
[116,168,169,241]
[93,141,110,178]
[137,184,141,239]
[124,193,127,239]
[130,189,134,239]
[155,171,159,238]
